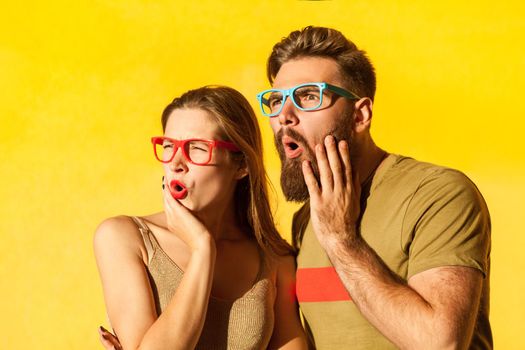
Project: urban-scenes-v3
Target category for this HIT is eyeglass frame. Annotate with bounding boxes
[151,136,240,165]
[256,82,361,117]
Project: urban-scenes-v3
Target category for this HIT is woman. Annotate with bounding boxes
[94,86,308,349]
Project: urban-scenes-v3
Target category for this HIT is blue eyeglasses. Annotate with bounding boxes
[256,82,361,117]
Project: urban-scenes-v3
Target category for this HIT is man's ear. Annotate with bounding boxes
[353,97,373,133]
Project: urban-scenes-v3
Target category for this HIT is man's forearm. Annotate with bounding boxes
[323,236,475,350]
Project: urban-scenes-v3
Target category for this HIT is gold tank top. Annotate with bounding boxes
[131,216,276,350]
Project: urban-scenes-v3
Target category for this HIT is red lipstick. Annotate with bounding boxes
[169,180,188,200]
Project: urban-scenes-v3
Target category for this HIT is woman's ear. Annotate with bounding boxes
[235,159,249,180]
[353,97,373,133]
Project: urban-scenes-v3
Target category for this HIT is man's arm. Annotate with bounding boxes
[325,236,482,349]
[302,136,487,349]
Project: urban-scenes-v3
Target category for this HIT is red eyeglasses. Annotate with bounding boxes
[151,136,240,165]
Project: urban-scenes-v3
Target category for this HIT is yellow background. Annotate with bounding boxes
[1,1,524,348]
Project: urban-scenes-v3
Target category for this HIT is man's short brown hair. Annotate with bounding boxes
[267,26,376,100]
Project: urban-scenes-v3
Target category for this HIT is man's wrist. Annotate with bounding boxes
[321,228,361,255]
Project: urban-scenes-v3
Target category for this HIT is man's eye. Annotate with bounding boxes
[297,90,320,101]
[163,144,174,149]
[268,97,282,108]
[305,94,319,100]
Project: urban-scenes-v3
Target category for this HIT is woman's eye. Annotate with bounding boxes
[190,145,208,152]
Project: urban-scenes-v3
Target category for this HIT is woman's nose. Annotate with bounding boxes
[169,148,188,173]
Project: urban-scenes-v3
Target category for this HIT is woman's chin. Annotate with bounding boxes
[178,198,205,213]
[177,192,232,217]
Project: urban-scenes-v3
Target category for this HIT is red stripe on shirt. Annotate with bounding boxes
[296,267,352,302]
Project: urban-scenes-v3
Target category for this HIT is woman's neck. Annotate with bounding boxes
[195,202,245,241]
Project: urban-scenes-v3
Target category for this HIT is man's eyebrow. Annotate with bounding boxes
[296,86,318,92]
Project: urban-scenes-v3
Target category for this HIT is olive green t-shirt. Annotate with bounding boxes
[294,154,492,349]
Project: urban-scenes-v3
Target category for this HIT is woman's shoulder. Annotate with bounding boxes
[275,254,296,275]
[95,215,140,239]
[265,253,296,282]
[93,215,145,258]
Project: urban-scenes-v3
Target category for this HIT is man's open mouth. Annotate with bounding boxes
[282,135,303,159]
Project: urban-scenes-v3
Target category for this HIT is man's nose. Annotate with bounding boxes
[169,148,188,173]
[277,96,300,126]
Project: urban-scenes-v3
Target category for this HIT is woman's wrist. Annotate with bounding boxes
[191,233,216,256]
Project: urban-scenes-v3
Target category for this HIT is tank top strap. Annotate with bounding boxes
[131,216,158,265]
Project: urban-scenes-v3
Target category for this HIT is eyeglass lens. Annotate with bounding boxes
[155,139,212,164]
[261,84,326,115]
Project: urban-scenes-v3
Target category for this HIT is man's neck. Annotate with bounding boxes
[352,141,388,187]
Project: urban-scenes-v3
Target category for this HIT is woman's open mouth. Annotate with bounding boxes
[282,135,303,159]
[169,180,188,200]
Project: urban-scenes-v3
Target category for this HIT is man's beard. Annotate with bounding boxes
[274,118,354,203]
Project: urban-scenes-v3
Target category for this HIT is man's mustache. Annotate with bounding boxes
[274,127,312,156]
[275,126,345,156]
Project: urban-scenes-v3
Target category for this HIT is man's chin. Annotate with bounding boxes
[280,159,310,203]
[281,186,310,203]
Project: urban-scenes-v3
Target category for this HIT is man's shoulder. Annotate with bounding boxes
[386,154,488,217]
[390,154,460,176]
[384,154,476,191]
[372,154,487,216]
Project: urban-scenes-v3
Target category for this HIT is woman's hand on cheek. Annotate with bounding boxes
[163,186,213,252]
[302,135,361,248]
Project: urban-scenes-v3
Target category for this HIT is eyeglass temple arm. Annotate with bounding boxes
[217,141,240,152]
[325,83,361,100]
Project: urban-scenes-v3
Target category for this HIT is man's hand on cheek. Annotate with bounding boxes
[301,135,361,248]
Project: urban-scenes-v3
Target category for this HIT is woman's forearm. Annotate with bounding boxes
[137,238,216,350]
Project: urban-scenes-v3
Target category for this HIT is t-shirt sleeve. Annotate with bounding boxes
[404,169,491,279]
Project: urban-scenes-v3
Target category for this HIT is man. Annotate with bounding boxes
[256,26,492,349]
